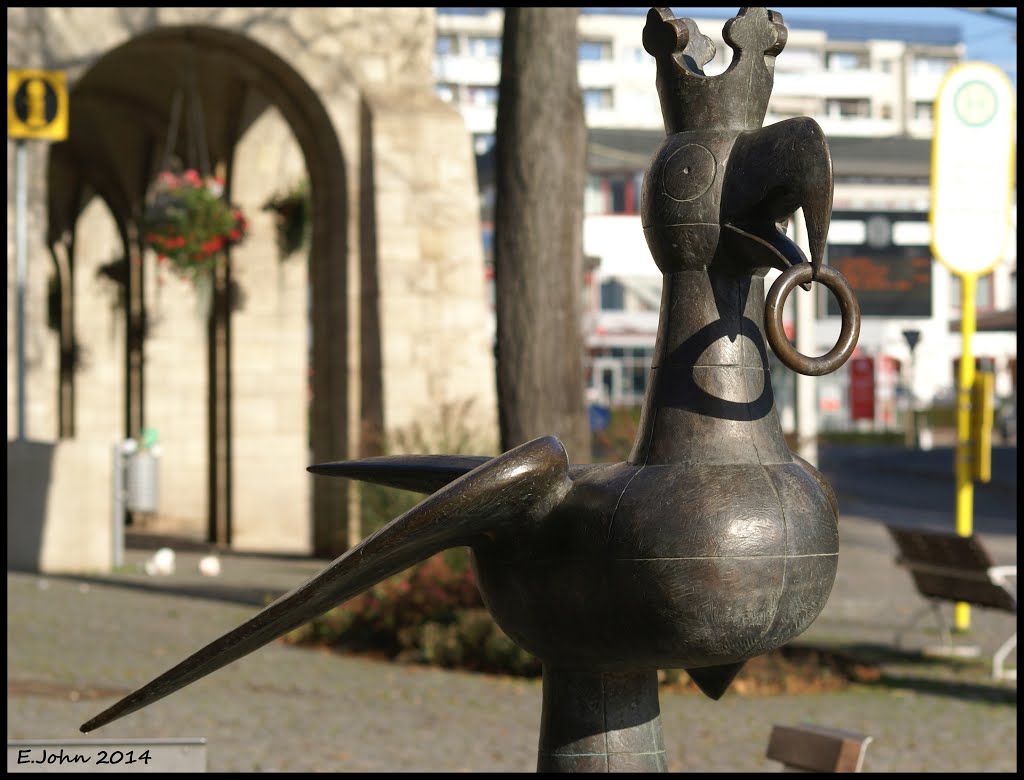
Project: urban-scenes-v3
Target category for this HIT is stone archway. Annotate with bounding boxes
[43,23,351,555]
[8,8,498,567]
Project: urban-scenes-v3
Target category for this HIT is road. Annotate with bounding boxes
[816,444,1017,537]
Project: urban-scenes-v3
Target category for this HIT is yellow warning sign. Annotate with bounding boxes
[8,69,68,141]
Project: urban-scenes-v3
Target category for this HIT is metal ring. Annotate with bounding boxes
[764,264,860,377]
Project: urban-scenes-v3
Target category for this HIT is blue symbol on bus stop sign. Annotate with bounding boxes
[588,404,611,433]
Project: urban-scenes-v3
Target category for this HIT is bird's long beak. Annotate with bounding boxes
[717,117,833,277]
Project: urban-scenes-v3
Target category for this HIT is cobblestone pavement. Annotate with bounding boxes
[7,514,1016,773]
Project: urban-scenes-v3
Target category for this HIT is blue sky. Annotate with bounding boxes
[678,7,1017,87]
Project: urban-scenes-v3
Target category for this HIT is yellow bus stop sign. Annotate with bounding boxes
[929,62,1014,632]
[8,69,68,141]
[930,62,1015,275]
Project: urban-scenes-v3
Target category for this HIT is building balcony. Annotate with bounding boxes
[813,116,903,137]
[774,69,892,100]
[433,56,501,87]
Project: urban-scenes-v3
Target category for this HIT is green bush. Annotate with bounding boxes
[919,405,957,429]
[591,406,641,462]
[815,430,905,447]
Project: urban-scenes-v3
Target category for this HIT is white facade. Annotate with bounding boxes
[435,8,964,139]
[435,8,1017,429]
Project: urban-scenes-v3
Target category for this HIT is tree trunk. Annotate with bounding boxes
[493,7,590,461]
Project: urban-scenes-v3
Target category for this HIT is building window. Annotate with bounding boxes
[880,104,893,120]
[467,36,501,58]
[914,101,933,121]
[585,173,641,215]
[466,85,498,107]
[912,55,955,77]
[826,51,867,72]
[584,175,604,215]
[600,280,625,311]
[625,45,647,63]
[826,98,870,119]
[582,88,614,111]
[774,46,822,73]
[1010,271,1017,308]
[579,39,612,61]
[588,346,655,406]
[977,272,994,312]
[950,271,996,314]
[609,178,627,214]
[435,35,457,57]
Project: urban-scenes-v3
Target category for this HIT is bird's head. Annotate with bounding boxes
[640,7,833,280]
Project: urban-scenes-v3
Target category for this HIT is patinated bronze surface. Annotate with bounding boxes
[83,7,860,773]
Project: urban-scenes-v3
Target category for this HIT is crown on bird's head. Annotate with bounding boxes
[643,6,787,135]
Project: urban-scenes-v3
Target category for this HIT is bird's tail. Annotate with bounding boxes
[686,661,746,700]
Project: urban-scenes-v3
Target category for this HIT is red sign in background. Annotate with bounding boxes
[849,356,875,421]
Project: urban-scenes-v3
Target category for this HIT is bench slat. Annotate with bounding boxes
[888,527,994,571]
[766,724,872,772]
[887,527,1016,613]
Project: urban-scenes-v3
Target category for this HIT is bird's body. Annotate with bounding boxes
[475,457,838,672]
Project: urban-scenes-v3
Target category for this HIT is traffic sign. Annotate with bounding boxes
[8,69,68,141]
[848,356,875,422]
[930,62,1015,276]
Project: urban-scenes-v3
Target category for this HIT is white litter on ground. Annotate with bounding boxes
[144,547,176,576]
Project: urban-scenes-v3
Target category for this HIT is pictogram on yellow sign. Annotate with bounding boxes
[8,69,68,140]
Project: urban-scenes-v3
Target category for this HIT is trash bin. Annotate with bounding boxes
[126,449,159,514]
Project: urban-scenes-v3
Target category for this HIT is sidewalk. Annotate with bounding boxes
[7,513,1016,772]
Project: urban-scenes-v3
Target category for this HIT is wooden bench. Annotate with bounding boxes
[885,525,1017,681]
[766,723,873,772]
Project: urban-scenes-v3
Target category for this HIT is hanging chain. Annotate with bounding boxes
[155,38,212,182]
[186,52,211,179]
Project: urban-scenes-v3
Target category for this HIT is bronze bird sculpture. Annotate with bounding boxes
[83,7,860,772]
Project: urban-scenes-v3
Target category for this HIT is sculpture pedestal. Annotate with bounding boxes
[537,667,666,772]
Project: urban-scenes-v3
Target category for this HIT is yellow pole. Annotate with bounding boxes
[954,272,976,631]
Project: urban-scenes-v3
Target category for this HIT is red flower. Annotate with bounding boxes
[201,236,224,254]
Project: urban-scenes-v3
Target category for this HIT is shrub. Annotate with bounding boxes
[284,551,542,678]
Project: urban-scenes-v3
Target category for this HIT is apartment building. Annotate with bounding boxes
[434,7,1016,430]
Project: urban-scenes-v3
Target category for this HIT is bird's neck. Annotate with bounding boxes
[628,268,791,467]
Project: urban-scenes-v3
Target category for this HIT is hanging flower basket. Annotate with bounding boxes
[143,169,248,281]
[262,179,311,261]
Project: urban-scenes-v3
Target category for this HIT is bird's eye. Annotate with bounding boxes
[662,144,716,203]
